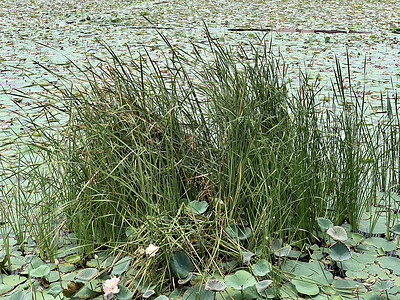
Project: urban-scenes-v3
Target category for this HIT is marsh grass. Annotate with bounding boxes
[1,31,399,296]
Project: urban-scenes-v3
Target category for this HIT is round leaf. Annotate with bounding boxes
[291,279,319,296]
[255,280,273,294]
[143,289,156,298]
[169,251,194,279]
[178,272,193,285]
[351,233,364,243]
[225,270,257,290]
[329,242,351,262]
[327,226,348,241]
[242,251,254,266]
[317,217,333,231]
[390,223,400,234]
[111,257,131,275]
[226,224,252,241]
[75,268,98,282]
[187,200,208,215]
[252,259,272,277]
[205,277,226,292]
[29,264,51,278]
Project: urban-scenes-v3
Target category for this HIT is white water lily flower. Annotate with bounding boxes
[145,244,159,257]
[103,277,120,296]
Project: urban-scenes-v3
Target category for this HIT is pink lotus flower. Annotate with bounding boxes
[103,277,120,296]
[1,124,8,130]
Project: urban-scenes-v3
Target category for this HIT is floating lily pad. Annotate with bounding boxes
[329,242,351,262]
[186,200,208,215]
[291,279,319,296]
[252,259,272,276]
[111,256,131,275]
[242,251,254,266]
[29,264,51,278]
[169,251,194,279]
[317,217,333,231]
[205,277,226,292]
[2,275,27,286]
[371,280,394,292]
[225,270,257,290]
[75,268,98,282]
[326,226,348,242]
[255,280,273,294]
[225,224,252,241]
[377,256,400,275]
[365,237,397,252]
[351,233,365,243]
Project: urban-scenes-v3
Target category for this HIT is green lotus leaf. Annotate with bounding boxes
[252,259,272,277]
[111,256,131,275]
[182,285,214,300]
[225,270,257,290]
[75,285,98,299]
[291,279,319,296]
[115,285,134,300]
[2,275,27,287]
[65,254,81,264]
[205,277,226,292]
[186,200,208,215]
[326,226,348,242]
[0,284,13,295]
[169,251,194,279]
[178,272,193,285]
[86,278,103,293]
[351,233,365,243]
[142,289,156,298]
[377,256,400,275]
[390,223,400,234]
[329,242,351,262]
[75,268,98,282]
[242,251,254,266]
[332,279,366,292]
[317,217,333,231]
[225,224,252,241]
[29,264,51,278]
[58,263,76,273]
[365,237,396,252]
[371,280,394,291]
[255,280,273,294]
[48,284,63,298]
[274,245,291,257]
[154,296,169,300]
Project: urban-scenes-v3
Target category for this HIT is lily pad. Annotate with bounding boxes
[242,251,254,266]
[205,277,226,292]
[225,270,257,290]
[317,217,333,231]
[365,237,397,252]
[329,242,351,262]
[225,224,252,241]
[255,280,273,294]
[252,259,272,276]
[291,279,319,296]
[75,268,98,282]
[111,256,131,275]
[29,264,51,278]
[326,226,348,241]
[169,251,194,279]
[186,200,208,215]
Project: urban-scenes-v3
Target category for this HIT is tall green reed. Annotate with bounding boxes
[2,31,399,282]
